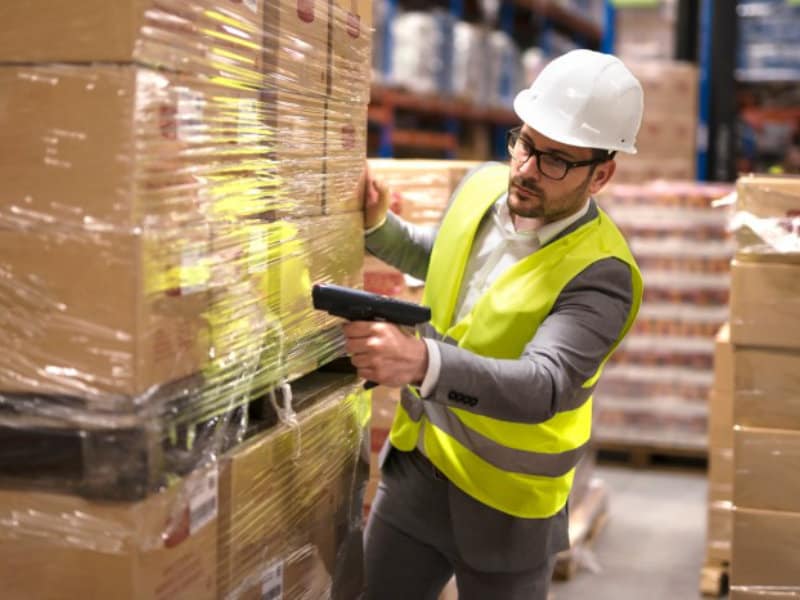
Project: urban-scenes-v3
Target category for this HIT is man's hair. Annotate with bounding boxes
[592,148,616,161]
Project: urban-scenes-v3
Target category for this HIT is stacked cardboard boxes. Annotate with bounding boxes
[0,0,372,597]
[728,175,800,600]
[594,181,734,451]
[614,62,699,184]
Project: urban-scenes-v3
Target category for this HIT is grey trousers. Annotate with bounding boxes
[364,449,556,600]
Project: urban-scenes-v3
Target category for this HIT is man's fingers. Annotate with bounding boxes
[342,320,378,337]
[349,352,374,368]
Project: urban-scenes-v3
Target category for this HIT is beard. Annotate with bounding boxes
[507,173,592,222]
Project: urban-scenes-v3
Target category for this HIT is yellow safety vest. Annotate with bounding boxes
[389,163,643,519]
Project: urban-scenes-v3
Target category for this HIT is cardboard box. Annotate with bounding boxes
[628,61,699,116]
[613,155,696,184]
[706,500,732,564]
[709,390,734,451]
[635,113,697,160]
[0,225,210,402]
[0,467,218,600]
[736,174,800,219]
[713,323,734,395]
[309,0,372,218]
[709,446,733,503]
[218,372,367,598]
[0,0,270,71]
[734,347,800,430]
[617,8,676,62]
[730,257,800,351]
[734,427,800,513]
[730,590,800,600]
[732,507,800,589]
[0,64,267,229]
[264,0,334,217]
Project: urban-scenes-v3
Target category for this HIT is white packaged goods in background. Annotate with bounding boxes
[390,10,454,95]
[594,181,734,450]
[487,30,523,109]
[453,22,490,105]
[0,0,373,597]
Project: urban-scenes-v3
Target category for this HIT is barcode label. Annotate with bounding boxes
[189,467,218,534]
[261,562,284,600]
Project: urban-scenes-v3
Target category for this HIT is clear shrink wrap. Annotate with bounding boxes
[0,1,372,597]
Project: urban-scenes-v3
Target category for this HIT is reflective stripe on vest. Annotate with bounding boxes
[389,162,643,519]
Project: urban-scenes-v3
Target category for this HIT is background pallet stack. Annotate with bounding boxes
[614,61,699,184]
[727,175,800,600]
[0,1,372,598]
[593,181,734,457]
[612,2,698,184]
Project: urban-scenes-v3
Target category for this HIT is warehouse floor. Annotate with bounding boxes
[551,464,716,600]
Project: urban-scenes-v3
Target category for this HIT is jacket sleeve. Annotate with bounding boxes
[364,211,437,281]
[425,257,634,424]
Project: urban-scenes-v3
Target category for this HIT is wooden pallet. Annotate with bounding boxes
[553,478,610,580]
[596,439,708,470]
[699,559,729,597]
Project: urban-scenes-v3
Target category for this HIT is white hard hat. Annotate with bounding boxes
[513,49,644,154]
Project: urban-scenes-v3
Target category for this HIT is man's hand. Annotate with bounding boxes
[362,162,390,229]
[342,321,428,388]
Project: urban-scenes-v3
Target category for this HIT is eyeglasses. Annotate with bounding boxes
[506,127,609,181]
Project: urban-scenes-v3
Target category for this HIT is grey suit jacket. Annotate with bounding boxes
[365,177,635,572]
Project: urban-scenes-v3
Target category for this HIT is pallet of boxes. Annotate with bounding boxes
[724,175,800,600]
[593,181,734,461]
[0,1,372,598]
[363,159,608,587]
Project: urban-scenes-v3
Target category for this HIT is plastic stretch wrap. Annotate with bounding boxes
[0,0,372,597]
[593,182,733,450]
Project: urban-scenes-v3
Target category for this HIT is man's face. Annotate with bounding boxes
[507,125,611,223]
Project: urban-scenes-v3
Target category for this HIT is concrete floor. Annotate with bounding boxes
[552,464,713,600]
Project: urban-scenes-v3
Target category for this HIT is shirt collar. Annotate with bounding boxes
[494,195,591,245]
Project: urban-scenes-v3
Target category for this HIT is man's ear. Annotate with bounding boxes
[588,159,616,195]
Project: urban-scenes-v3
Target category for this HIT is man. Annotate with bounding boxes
[344,49,645,600]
